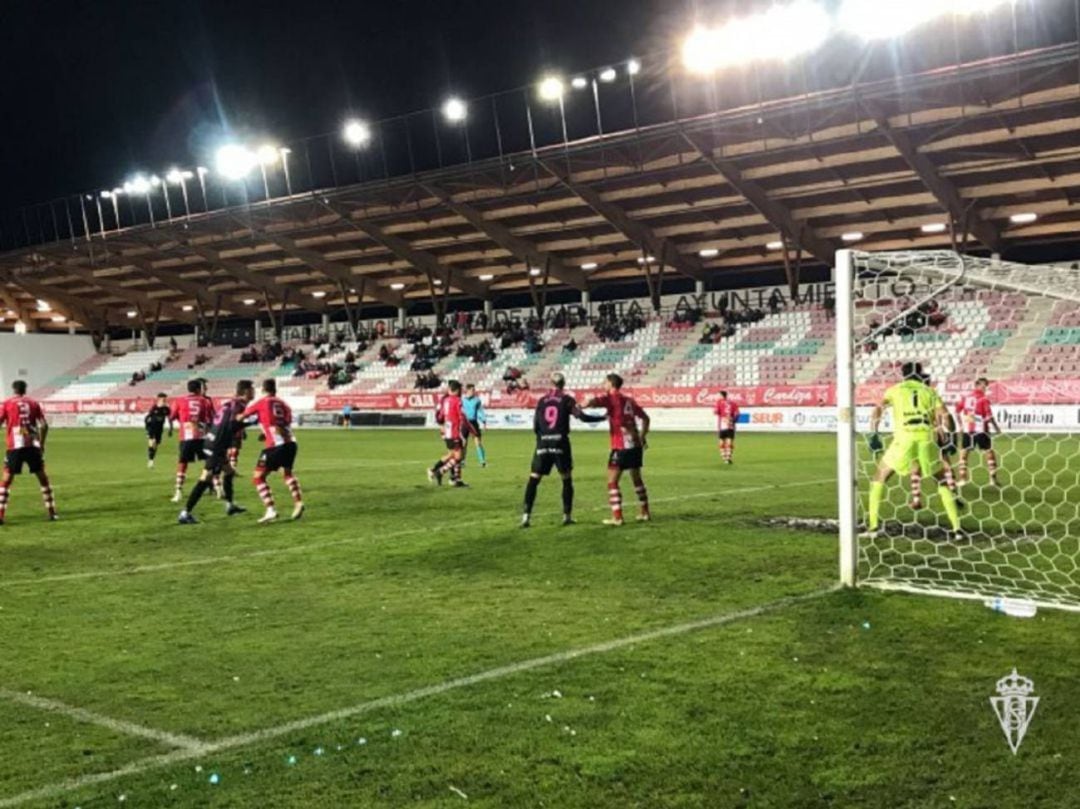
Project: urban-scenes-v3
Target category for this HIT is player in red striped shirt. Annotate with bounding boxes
[955,377,1002,485]
[0,380,57,525]
[169,379,216,503]
[586,373,651,526]
[428,380,467,488]
[241,378,304,523]
[714,391,740,464]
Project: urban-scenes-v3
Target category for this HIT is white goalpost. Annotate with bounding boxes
[836,249,1080,612]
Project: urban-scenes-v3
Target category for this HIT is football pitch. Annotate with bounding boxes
[0,429,1077,808]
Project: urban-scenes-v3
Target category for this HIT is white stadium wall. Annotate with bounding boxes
[0,333,97,395]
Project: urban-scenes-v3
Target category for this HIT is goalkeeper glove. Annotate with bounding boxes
[867,433,884,453]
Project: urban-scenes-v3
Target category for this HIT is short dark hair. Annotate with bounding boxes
[607,373,624,390]
[156,392,167,399]
[11,380,27,396]
[236,379,254,396]
[719,390,728,399]
[187,379,202,394]
[465,383,476,393]
[976,377,989,387]
[448,380,462,394]
[901,362,924,381]
[262,379,277,395]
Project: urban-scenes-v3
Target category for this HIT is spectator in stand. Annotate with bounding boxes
[563,337,578,353]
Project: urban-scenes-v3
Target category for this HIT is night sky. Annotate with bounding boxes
[0,0,701,214]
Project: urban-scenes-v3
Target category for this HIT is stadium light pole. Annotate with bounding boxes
[124,175,155,227]
[279,147,293,196]
[538,76,569,146]
[151,175,172,220]
[256,145,279,201]
[196,166,209,212]
[90,194,106,240]
[441,96,472,163]
[166,169,194,220]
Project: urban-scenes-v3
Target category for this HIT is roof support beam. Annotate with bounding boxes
[255,225,404,308]
[317,198,490,301]
[3,271,104,330]
[184,243,324,312]
[40,262,196,323]
[680,131,836,266]
[421,183,588,291]
[862,100,1003,253]
[539,161,707,282]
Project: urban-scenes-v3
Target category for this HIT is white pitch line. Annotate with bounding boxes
[0,586,834,808]
[0,478,834,590]
[0,689,208,753]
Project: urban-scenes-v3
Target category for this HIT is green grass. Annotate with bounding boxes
[0,430,1078,808]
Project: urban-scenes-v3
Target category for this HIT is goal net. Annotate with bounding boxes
[835,250,1080,612]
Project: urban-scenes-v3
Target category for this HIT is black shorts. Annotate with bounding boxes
[257,442,298,472]
[718,429,736,440]
[531,441,573,476]
[4,447,44,476]
[467,420,482,439]
[179,439,205,464]
[961,433,992,452]
[203,451,233,476]
[146,425,164,443]
[608,447,644,470]
[444,438,464,451]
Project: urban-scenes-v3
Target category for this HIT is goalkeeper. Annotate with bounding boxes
[864,362,963,537]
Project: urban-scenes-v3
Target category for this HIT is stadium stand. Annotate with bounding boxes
[26,287,1080,409]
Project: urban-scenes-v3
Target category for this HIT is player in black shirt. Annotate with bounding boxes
[178,380,254,524]
[521,373,605,528]
[145,393,172,469]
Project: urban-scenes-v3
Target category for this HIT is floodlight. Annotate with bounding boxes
[166,168,192,184]
[627,58,641,76]
[100,190,112,199]
[921,223,948,234]
[181,305,194,312]
[197,166,209,176]
[215,144,257,180]
[699,248,719,258]
[14,321,27,335]
[581,262,598,270]
[51,315,66,323]
[598,67,617,83]
[479,274,495,281]
[150,175,162,187]
[538,76,564,101]
[343,119,371,147]
[571,76,588,90]
[433,279,443,286]
[683,1,830,74]
[442,97,467,123]
[126,310,138,318]
[528,268,542,276]
[841,232,864,242]
[311,290,327,298]
[390,283,405,290]
[837,0,938,39]
[124,174,152,195]
[1010,212,1038,224]
[766,240,785,251]
[36,300,51,312]
[256,144,279,165]
[243,298,257,305]
[637,255,656,264]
